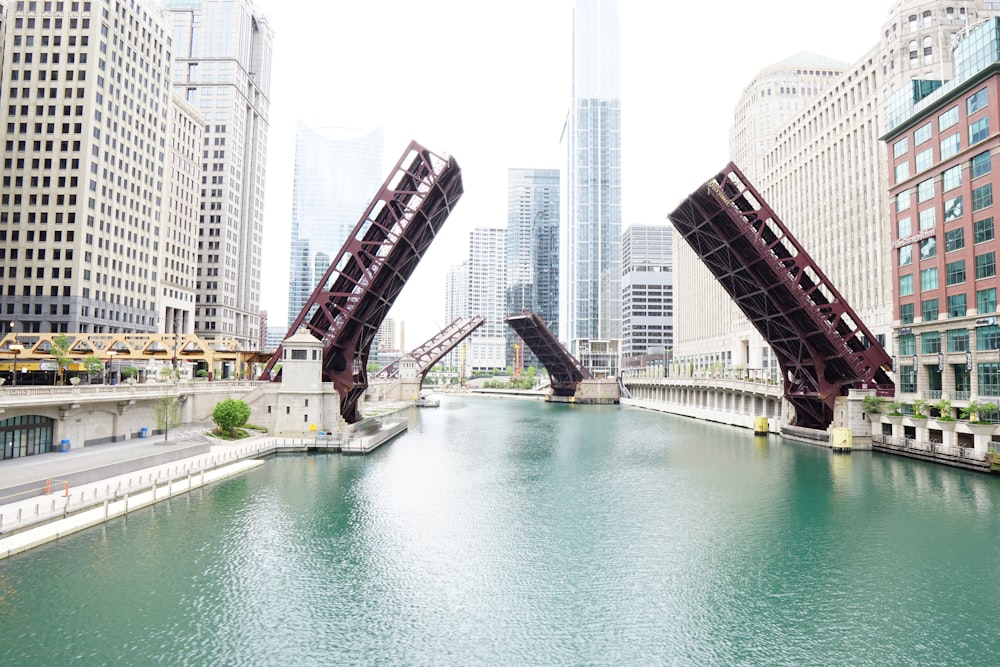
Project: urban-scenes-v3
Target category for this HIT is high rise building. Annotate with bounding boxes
[162,95,204,335]
[621,224,673,362]
[884,15,1000,406]
[562,0,621,362]
[506,167,559,367]
[286,123,383,330]
[163,0,273,348]
[468,227,507,372]
[443,260,468,371]
[0,0,172,334]
[674,0,1000,381]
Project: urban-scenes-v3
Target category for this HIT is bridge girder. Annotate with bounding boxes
[374,316,485,381]
[668,163,894,429]
[505,311,592,396]
[261,141,463,423]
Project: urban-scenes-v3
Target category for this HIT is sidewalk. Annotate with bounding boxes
[0,424,215,503]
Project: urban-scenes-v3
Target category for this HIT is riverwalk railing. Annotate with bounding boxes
[872,433,990,470]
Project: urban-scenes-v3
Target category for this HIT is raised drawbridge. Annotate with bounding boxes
[373,316,485,381]
[260,141,463,422]
[667,162,894,430]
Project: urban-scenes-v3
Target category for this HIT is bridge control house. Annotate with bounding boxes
[885,16,1000,415]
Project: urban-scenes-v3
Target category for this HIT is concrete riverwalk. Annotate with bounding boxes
[0,412,411,560]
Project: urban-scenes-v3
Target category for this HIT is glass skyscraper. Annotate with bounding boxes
[507,168,559,367]
[285,123,384,330]
[562,0,622,355]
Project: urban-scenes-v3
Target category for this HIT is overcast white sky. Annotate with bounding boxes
[257,0,894,345]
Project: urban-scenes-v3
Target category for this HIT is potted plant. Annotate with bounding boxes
[932,398,955,421]
[862,395,885,416]
[911,399,928,420]
[121,365,139,384]
[960,400,998,424]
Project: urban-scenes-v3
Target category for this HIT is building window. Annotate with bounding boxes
[893,136,910,157]
[943,164,962,191]
[896,189,912,212]
[899,333,916,355]
[973,183,993,211]
[944,195,963,222]
[901,302,915,324]
[917,178,935,202]
[972,150,992,178]
[921,298,938,321]
[898,216,913,238]
[922,331,941,354]
[976,251,996,279]
[900,274,914,297]
[940,133,961,160]
[895,161,910,184]
[919,207,936,230]
[899,245,913,266]
[900,365,917,393]
[939,106,959,131]
[977,363,1000,397]
[916,148,934,173]
[915,123,933,145]
[945,260,966,286]
[968,88,988,115]
[977,288,998,315]
[979,324,1000,350]
[920,237,937,260]
[921,267,939,290]
[948,293,968,318]
[945,227,965,252]
[974,217,995,244]
[970,117,990,145]
[948,328,969,351]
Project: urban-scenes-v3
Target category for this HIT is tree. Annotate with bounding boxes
[212,398,251,438]
[84,356,104,384]
[960,400,998,423]
[121,365,139,382]
[155,395,182,442]
[51,334,72,385]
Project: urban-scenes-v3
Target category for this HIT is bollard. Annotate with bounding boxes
[35,503,39,517]
[17,508,22,522]
[104,499,109,520]
[51,499,56,512]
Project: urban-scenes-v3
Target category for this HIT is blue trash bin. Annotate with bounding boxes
[140,427,148,438]
[58,439,70,452]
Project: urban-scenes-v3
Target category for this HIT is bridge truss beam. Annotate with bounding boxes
[506,311,592,396]
[261,141,463,423]
[668,162,893,429]
[373,316,485,381]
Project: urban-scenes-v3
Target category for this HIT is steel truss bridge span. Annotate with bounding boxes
[261,141,464,423]
[668,162,893,430]
[373,316,484,381]
[506,311,592,397]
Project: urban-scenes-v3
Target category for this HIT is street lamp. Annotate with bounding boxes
[9,342,23,386]
[106,349,116,385]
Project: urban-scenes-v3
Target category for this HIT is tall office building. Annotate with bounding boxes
[506,167,559,367]
[674,0,1000,380]
[161,95,204,335]
[163,0,273,348]
[286,123,383,330]
[621,224,673,362]
[0,0,172,334]
[468,227,507,372]
[443,260,468,370]
[562,0,621,363]
[885,16,1000,405]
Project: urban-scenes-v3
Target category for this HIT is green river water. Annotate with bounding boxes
[2,395,1000,665]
